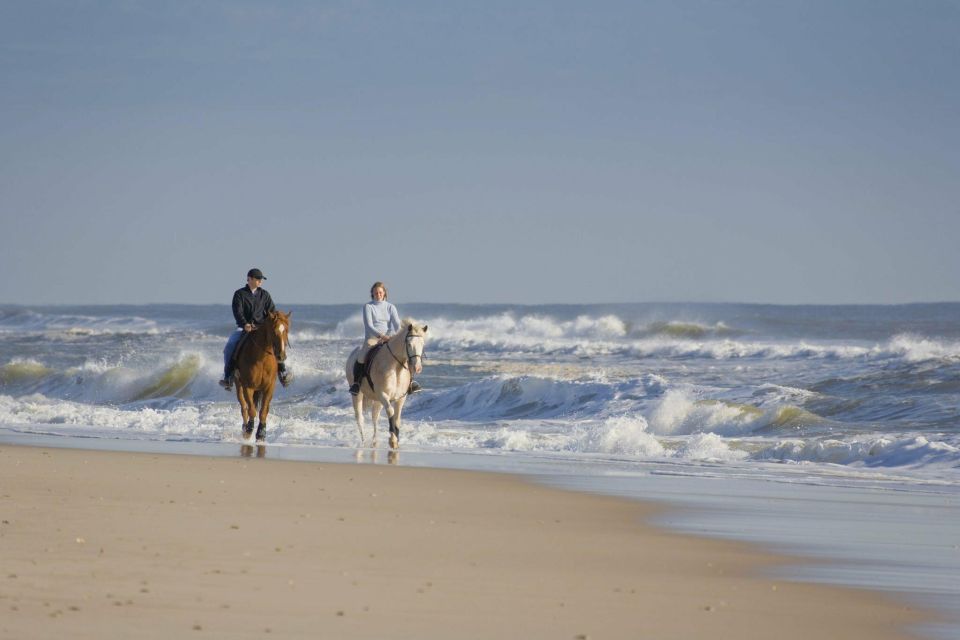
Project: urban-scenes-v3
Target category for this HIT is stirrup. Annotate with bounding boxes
[409,380,422,394]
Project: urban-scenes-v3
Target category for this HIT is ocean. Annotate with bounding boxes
[2,302,959,637]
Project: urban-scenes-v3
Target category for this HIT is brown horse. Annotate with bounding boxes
[234,310,291,442]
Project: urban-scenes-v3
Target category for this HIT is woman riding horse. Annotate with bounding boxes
[349,281,421,396]
[346,320,427,449]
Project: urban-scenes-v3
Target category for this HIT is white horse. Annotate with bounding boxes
[345,320,427,449]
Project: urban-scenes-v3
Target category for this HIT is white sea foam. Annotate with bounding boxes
[425,313,626,352]
[423,313,888,362]
[0,310,162,336]
[758,434,960,469]
[885,333,960,363]
[3,390,958,475]
[648,389,755,436]
[289,329,341,342]
[678,432,749,461]
[0,394,213,437]
[575,415,666,457]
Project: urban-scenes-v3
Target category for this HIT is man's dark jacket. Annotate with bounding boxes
[231,286,276,328]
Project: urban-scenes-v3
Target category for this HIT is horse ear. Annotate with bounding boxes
[422,325,428,333]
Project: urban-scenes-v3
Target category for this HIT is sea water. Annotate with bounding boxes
[1,302,958,636]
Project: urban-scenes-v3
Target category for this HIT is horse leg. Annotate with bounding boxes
[370,401,382,446]
[391,396,408,449]
[237,385,255,439]
[352,393,366,445]
[256,390,271,442]
[377,391,401,449]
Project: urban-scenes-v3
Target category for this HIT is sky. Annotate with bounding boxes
[1,0,958,306]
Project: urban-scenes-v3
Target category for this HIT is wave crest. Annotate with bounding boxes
[757,435,960,468]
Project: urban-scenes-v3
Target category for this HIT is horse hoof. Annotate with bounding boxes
[255,424,266,442]
[389,435,399,450]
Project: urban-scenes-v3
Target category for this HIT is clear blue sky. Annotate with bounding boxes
[2,1,958,305]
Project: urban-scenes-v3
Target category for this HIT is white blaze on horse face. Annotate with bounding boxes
[411,336,424,374]
[276,322,288,358]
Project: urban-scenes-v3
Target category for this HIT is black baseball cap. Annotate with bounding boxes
[247,268,267,280]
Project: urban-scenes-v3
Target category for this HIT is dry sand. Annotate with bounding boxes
[0,444,929,639]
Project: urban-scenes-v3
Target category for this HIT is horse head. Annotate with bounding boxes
[403,319,428,375]
[267,310,292,362]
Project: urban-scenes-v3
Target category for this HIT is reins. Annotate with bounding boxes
[385,341,408,369]
[244,322,287,361]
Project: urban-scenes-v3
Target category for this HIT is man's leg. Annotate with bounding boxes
[220,329,242,389]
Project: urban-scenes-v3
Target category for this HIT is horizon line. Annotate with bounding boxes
[3,300,960,308]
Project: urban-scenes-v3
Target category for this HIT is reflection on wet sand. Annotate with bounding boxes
[354,448,400,465]
[240,444,267,458]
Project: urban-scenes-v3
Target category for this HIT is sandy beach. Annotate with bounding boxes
[0,444,928,639]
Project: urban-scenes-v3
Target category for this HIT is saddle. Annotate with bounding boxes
[359,343,385,393]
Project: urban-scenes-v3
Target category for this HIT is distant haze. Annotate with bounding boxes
[2,1,958,306]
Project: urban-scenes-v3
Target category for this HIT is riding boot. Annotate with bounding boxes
[349,360,364,395]
[409,379,422,394]
[219,365,234,391]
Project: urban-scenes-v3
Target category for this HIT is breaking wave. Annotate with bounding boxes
[0,309,162,336]
[420,313,960,365]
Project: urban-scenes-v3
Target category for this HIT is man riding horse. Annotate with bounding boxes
[349,281,421,396]
[219,268,291,390]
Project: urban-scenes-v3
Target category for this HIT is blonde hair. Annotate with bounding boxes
[370,281,388,300]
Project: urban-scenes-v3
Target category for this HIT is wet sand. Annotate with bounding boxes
[0,445,929,639]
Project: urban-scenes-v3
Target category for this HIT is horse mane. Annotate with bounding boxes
[402,317,426,336]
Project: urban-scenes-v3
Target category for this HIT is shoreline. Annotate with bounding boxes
[0,443,934,639]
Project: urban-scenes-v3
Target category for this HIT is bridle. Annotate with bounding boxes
[386,328,424,370]
[268,318,289,362]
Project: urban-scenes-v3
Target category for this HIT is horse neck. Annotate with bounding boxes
[253,326,275,353]
[385,331,408,365]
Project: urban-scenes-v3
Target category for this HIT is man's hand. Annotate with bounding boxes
[244,323,254,332]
